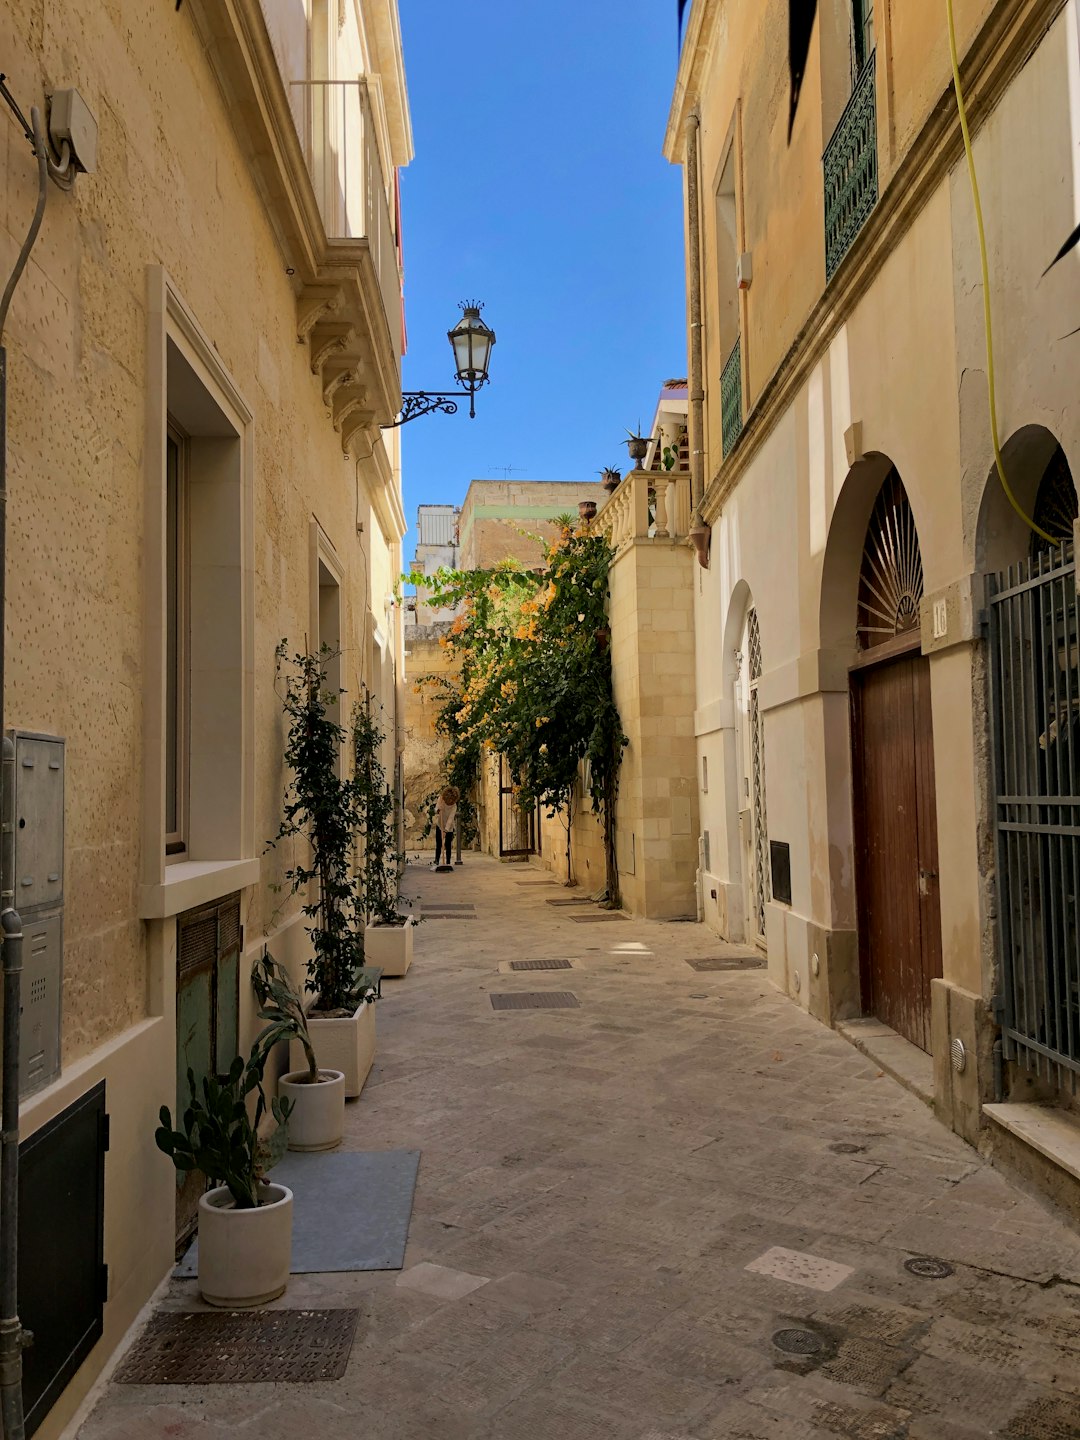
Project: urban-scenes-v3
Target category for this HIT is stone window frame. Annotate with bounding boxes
[140,268,258,920]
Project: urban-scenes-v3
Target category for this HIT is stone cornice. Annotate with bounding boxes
[698,0,1067,526]
[664,0,721,159]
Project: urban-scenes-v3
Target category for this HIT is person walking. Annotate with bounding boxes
[434,785,460,869]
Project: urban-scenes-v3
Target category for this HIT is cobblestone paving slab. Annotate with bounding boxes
[80,855,1080,1439]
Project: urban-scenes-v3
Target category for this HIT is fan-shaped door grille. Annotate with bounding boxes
[1031,444,1078,559]
[857,470,923,650]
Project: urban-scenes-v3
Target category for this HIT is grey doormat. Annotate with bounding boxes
[176,1150,419,1276]
[115,1308,357,1384]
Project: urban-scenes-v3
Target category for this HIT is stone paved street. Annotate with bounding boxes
[79,856,1080,1439]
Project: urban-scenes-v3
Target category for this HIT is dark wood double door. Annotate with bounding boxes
[851,650,943,1053]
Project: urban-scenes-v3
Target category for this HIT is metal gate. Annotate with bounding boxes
[989,540,1080,1089]
[498,754,537,858]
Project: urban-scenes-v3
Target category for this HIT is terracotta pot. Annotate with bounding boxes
[578,500,597,521]
[198,1182,293,1308]
[601,470,621,493]
[689,523,712,568]
[625,436,649,467]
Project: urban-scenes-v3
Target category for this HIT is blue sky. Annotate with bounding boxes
[396,0,688,543]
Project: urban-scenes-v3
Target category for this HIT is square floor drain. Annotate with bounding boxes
[545,898,595,907]
[419,903,474,910]
[569,913,629,923]
[685,956,765,971]
[510,959,573,971]
[115,1309,358,1384]
[422,912,476,919]
[490,991,580,1010]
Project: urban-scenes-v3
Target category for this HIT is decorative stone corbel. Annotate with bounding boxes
[322,363,362,409]
[296,288,343,344]
[333,391,368,434]
[341,410,376,456]
[688,508,712,569]
[310,327,354,377]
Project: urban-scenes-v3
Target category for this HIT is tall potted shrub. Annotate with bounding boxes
[355,694,414,977]
[155,1049,293,1307]
[271,643,377,1097]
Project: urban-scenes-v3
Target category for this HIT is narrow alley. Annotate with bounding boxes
[79,857,1080,1440]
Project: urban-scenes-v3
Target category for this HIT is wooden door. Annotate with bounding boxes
[851,651,942,1052]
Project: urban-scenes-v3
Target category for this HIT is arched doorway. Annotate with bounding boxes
[735,604,769,949]
[984,433,1079,1088]
[850,469,943,1051]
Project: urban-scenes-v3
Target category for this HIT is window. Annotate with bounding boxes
[165,427,189,855]
[851,0,874,80]
[702,755,709,794]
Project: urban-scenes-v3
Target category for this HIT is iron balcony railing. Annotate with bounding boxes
[290,78,401,350]
[720,336,743,458]
[823,51,878,282]
[989,540,1080,1091]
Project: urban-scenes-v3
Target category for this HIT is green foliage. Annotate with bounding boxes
[270,642,366,1013]
[352,694,402,925]
[154,1050,292,1209]
[404,520,627,898]
[251,949,318,1086]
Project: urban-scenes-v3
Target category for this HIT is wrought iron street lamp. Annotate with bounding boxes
[385,301,496,427]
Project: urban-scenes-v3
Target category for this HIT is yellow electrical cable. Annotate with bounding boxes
[945,0,1057,545]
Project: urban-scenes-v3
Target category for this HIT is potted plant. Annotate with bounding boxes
[253,950,345,1152]
[155,1050,293,1307]
[578,499,597,522]
[624,427,649,468]
[271,643,377,1097]
[355,695,415,977]
[599,466,622,493]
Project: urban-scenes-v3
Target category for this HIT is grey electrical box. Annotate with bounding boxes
[7,730,66,1098]
[14,733,65,912]
[19,911,63,1095]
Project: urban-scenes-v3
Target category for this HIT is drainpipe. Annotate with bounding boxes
[685,109,706,521]
[0,98,48,1440]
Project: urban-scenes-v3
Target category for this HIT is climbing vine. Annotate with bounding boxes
[408,518,626,902]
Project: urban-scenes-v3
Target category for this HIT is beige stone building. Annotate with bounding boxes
[1,0,411,1430]
[664,0,1080,1206]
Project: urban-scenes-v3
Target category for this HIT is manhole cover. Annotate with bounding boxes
[829,1142,866,1155]
[685,956,765,971]
[510,959,573,971]
[570,913,629,923]
[115,1309,358,1384]
[772,1328,826,1356]
[545,898,594,906]
[490,991,580,1010]
[903,1256,954,1279]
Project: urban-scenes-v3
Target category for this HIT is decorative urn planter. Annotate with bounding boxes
[364,917,415,978]
[278,1068,346,1151]
[197,1182,293,1308]
[600,468,621,493]
[298,1001,376,1098]
[625,435,649,467]
[578,500,597,522]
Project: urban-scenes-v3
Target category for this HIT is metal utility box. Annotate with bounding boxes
[13,732,65,912]
[6,729,66,1096]
[20,910,63,1094]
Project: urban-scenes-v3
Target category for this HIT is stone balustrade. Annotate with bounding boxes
[592,469,693,557]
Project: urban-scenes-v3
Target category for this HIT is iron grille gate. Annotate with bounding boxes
[989,540,1080,1089]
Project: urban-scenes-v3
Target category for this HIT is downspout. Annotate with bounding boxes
[685,109,707,526]
[0,99,48,1440]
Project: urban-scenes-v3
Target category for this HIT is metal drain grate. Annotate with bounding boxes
[514,881,558,887]
[829,1142,867,1155]
[422,912,476,920]
[115,1309,358,1384]
[510,959,573,971]
[772,1327,826,1356]
[419,903,474,910]
[570,913,629,923]
[685,955,765,971]
[903,1255,954,1279]
[545,898,594,907]
[490,992,580,1010]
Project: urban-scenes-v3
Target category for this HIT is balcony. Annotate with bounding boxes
[823,52,879,282]
[290,79,401,354]
[720,336,743,458]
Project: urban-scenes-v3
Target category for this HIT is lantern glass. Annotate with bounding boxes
[448,306,495,384]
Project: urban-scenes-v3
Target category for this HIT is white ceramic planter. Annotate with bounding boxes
[295,1000,376,1098]
[365,918,414,977]
[278,1068,346,1151]
[197,1182,293,1308]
